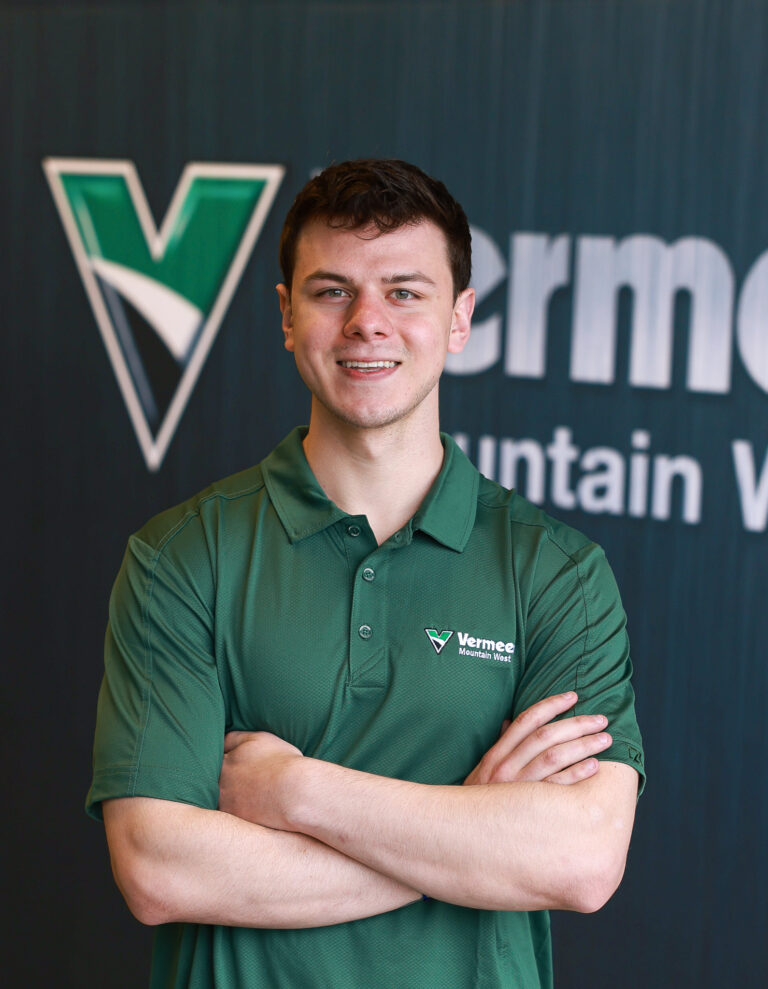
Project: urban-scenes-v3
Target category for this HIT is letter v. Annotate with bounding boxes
[732,440,768,532]
[43,158,283,470]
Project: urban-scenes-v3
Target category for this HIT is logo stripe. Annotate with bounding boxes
[43,158,284,470]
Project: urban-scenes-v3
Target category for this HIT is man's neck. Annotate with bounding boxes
[302,411,445,546]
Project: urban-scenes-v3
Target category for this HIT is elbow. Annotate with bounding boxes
[104,798,191,926]
[565,847,628,914]
[491,843,628,914]
[122,892,168,927]
[563,787,635,914]
[110,852,175,926]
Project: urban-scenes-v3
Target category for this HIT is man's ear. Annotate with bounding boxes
[447,287,475,354]
[277,284,294,352]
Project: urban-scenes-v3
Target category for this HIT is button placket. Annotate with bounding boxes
[348,546,388,687]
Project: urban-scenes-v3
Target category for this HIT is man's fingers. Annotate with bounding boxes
[467,692,614,786]
[505,732,612,784]
[497,714,608,773]
[545,757,601,785]
[488,691,579,762]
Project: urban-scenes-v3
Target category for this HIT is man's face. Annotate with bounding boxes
[277,218,474,434]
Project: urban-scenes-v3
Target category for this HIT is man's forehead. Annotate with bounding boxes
[292,217,451,275]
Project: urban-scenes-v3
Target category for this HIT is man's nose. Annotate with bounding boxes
[343,292,392,339]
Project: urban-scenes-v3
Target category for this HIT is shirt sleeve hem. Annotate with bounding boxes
[86,765,219,821]
[596,738,646,796]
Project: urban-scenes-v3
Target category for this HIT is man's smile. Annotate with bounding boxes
[337,360,400,371]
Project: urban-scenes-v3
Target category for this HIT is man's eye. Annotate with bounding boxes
[320,288,347,298]
[392,289,415,300]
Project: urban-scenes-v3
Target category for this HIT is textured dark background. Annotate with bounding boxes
[3,1,767,985]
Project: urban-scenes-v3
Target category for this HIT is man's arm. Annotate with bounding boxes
[281,761,636,914]
[103,692,613,927]
[218,693,638,915]
[103,796,419,928]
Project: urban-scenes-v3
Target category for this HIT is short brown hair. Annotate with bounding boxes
[279,159,472,297]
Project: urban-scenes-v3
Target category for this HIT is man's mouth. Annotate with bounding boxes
[338,360,399,371]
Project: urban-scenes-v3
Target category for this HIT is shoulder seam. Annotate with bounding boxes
[478,486,594,568]
[149,478,267,559]
[508,512,597,680]
[506,514,588,569]
[130,481,264,789]
[573,554,592,679]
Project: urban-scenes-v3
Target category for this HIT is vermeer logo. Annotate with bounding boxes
[457,631,515,664]
[43,158,284,470]
[424,629,454,654]
[425,627,515,663]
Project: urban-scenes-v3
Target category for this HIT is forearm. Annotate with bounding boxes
[103,797,419,928]
[281,761,637,913]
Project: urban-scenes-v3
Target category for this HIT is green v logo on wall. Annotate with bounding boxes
[43,159,284,470]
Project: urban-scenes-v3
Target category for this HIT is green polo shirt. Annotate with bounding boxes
[88,427,644,989]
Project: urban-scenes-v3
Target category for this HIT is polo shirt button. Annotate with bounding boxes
[347,524,361,537]
[392,531,402,543]
[362,567,375,582]
[359,624,373,639]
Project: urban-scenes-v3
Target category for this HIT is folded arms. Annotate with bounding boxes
[103,691,638,928]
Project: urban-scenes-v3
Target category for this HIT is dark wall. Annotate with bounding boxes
[3,1,767,985]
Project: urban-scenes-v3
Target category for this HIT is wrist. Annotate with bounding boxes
[280,755,324,834]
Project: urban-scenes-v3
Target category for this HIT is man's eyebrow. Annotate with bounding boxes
[303,270,352,285]
[303,270,438,287]
[382,271,437,286]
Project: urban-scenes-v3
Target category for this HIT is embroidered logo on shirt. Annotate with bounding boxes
[424,628,454,654]
[425,628,515,663]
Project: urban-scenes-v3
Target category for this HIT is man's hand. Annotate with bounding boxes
[214,692,633,914]
[220,692,611,831]
[219,731,303,830]
[464,691,611,786]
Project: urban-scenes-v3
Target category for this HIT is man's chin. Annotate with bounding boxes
[308,381,441,436]
[312,398,415,433]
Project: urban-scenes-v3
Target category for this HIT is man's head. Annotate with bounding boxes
[279,159,472,299]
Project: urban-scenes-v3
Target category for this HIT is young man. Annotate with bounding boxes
[89,159,644,988]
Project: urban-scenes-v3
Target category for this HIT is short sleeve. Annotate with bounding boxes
[86,525,225,819]
[512,534,645,794]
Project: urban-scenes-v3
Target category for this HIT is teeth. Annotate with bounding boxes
[340,360,397,369]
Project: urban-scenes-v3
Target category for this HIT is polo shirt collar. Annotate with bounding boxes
[413,433,478,552]
[261,427,478,551]
[261,427,347,542]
